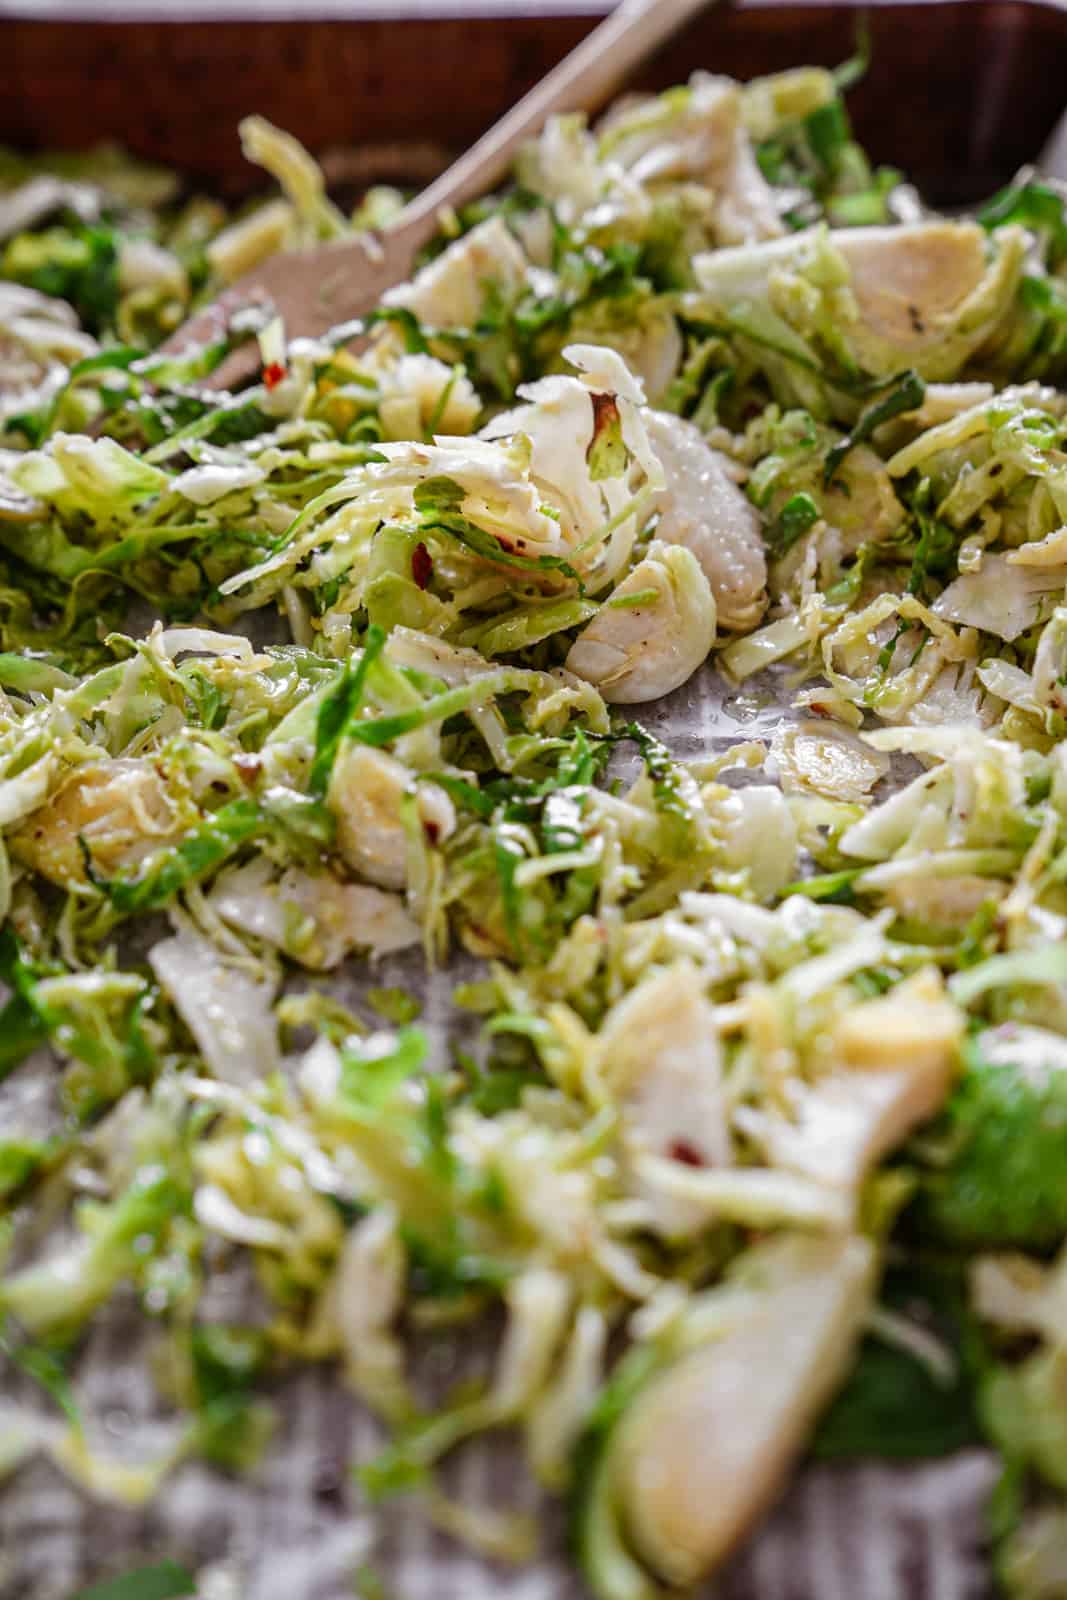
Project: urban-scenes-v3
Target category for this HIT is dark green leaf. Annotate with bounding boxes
[493,830,525,956]
[876,618,910,673]
[413,479,582,588]
[99,798,264,914]
[827,169,903,228]
[38,344,145,437]
[0,924,35,990]
[1019,271,1067,320]
[0,994,48,1081]
[187,1324,274,1472]
[401,1230,513,1300]
[756,136,789,186]
[259,786,337,848]
[915,1034,1067,1251]
[309,626,387,796]
[769,491,820,557]
[691,366,735,432]
[62,345,144,380]
[353,1565,394,1600]
[805,100,851,174]
[366,988,422,1026]
[459,1051,545,1117]
[411,476,464,516]
[357,1443,431,1501]
[781,867,862,904]
[0,927,50,1078]
[978,180,1067,260]
[340,1028,428,1112]
[5,224,121,334]
[347,675,506,750]
[0,1138,50,1201]
[426,773,496,819]
[619,722,697,846]
[0,1319,81,1429]
[183,669,227,731]
[363,306,430,354]
[190,1325,269,1404]
[813,1264,983,1461]
[908,510,958,595]
[143,398,274,465]
[69,1562,197,1600]
[825,371,925,485]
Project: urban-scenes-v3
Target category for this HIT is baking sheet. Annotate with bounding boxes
[7,3,1067,204]
[6,2,1067,1588]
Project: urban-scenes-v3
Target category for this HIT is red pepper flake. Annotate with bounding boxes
[668,1139,705,1168]
[263,361,286,391]
[423,818,441,845]
[585,391,622,463]
[411,541,433,590]
[589,390,621,438]
[233,753,262,788]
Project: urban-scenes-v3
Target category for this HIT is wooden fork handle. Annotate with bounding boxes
[164,0,715,376]
[394,0,716,248]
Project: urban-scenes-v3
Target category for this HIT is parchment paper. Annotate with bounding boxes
[0,661,1004,1600]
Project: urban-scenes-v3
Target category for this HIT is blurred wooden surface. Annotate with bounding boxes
[3,1,1067,203]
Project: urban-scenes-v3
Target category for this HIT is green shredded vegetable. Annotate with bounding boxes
[3,47,1067,1600]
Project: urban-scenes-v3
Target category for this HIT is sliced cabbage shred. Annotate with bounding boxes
[3,52,1067,1600]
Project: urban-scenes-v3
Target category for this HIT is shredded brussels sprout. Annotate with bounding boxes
[4,49,1067,1600]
